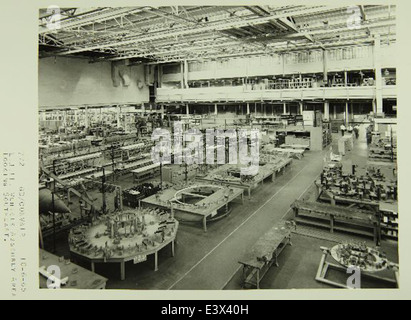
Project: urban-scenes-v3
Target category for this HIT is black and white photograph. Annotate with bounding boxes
[4,1,411,301]
[36,4,400,291]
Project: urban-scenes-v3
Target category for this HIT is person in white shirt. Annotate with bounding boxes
[340,124,346,136]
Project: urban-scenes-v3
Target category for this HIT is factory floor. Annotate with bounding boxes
[44,126,399,290]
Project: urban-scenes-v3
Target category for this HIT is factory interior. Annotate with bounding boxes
[38,5,399,290]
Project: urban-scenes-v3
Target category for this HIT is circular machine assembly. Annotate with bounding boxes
[68,208,178,280]
[330,242,389,272]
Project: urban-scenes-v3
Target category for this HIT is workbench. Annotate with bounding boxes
[315,169,397,208]
[58,168,97,180]
[262,159,293,177]
[292,200,380,242]
[141,185,244,232]
[280,143,309,150]
[39,249,108,289]
[197,163,289,200]
[317,184,397,211]
[116,158,153,174]
[238,221,293,289]
[131,163,161,183]
[263,147,305,159]
[120,143,145,151]
[84,170,113,180]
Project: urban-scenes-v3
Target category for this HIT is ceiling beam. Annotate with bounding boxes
[39,8,146,34]
[277,17,314,42]
[360,6,367,21]
[54,6,349,55]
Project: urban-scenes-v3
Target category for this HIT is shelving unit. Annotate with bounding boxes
[380,203,398,240]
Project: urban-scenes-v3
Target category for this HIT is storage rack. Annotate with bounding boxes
[379,203,398,240]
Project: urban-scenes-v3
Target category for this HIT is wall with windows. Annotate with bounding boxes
[161,43,397,84]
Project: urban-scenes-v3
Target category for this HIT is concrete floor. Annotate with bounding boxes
[43,125,399,290]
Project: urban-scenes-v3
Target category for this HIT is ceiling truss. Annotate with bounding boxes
[39,5,396,64]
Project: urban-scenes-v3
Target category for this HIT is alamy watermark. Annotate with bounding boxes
[44,5,62,31]
[346,266,361,289]
[151,122,260,176]
[347,5,363,30]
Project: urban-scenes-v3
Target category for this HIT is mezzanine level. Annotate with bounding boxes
[157,85,396,104]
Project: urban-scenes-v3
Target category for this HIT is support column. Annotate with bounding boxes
[186,104,190,116]
[247,103,250,115]
[283,102,287,115]
[116,105,121,127]
[374,35,383,115]
[85,107,89,129]
[299,101,304,115]
[372,100,377,114]
[161,105,165,120]
[63,110,67,128]
[344,70,348,86]
[323,49,328,82]
[345,102,349,125]
[324,101,330,121]
[214,103,218,115]
[180,61,185,89]
[157,65,162,88]
[333,105,337,120]
[184,59,189,89]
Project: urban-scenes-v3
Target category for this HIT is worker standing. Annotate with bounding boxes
[353,125,360,139]
[340,123,347,136]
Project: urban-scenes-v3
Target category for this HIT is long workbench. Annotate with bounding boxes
[291,200,380,242]
[197,160,291,200]
[238,220,293,289]
[262,145,305,159]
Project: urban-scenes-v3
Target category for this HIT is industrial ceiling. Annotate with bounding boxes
[39,5,396,64]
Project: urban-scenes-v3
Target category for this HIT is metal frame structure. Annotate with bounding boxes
[316,246,399,289]
[39,5,396,63]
